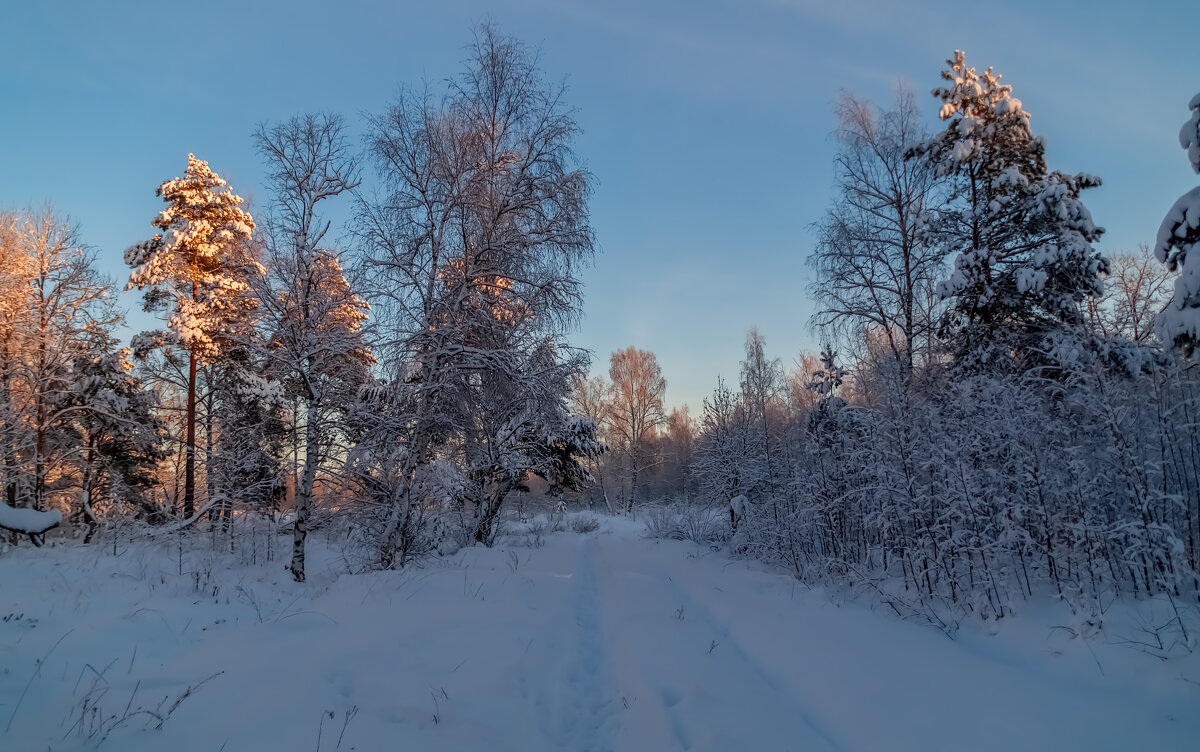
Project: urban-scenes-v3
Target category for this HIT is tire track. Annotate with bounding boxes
[527,536,617,751]
[592,537,845,752]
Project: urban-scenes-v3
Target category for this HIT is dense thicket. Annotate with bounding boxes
[672,56,1200,630]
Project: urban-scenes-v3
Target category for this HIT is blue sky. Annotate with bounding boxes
[2,0,1197,410]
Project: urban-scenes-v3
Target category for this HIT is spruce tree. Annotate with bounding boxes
[71,331,168,536]
[1156,93,1200,356]
[912,51,1108,369]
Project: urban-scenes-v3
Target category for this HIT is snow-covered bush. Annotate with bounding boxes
[644,501,727,545]
[694,343,1200,629]
[1156,92,1200,356]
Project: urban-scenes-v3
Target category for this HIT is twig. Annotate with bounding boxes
[6,628,74,733]
[336,706,359,750]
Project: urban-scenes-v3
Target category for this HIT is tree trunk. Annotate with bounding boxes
[290,403,320,583]
[184,348,197,519]
[82,443,98,544]
[625,460,639,515]
[473,478,513,546]
[204,384,219,525]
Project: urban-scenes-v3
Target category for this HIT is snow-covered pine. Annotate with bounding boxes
[207,365,288,526]
[125,154,259,519]
[125,154,259,362]
[70,331,168,537]
[1156,92,1200,356]
[806,343,848,399]
[912,51,1108,370]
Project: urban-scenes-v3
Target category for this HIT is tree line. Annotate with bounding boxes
[0,24,602,582]
[3,36,1198,623]
[570,53,1200,631]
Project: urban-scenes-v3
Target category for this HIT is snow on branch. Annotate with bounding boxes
[0,502,63,535]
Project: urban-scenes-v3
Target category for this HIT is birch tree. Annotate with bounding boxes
[811,90,941,374]
[10,211,120,514]
[255,113,372,582]
[358,23,598,559]
[1085,245,1173,344]
[607,346,667,513]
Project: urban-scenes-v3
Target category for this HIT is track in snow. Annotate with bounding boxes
[2,517,1197,752]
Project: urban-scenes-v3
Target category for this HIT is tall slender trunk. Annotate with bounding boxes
[204,384,217,522]
[474,477,513,546]
[184,348,197,520]
[33,410,44,512]
[625,459,639,515]
[82,443,98,544]
[0,339,16,508]
[291,402,320,583]
[379,433,426,569]
[32,329,47,512]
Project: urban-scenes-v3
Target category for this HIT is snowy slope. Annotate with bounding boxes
[1,517,1197,751]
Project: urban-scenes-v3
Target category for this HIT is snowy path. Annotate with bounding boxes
[590,535,841,751]
[1,519,1198,751]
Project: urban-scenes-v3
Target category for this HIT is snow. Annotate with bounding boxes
[1157,187,1200,263]
[1,518,1197,751]
[0,502,62,534]
[729,494,747,518]
[1182,92,1200,174]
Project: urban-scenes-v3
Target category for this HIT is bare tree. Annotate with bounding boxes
[607,347,667,513]
[810,89,941,374]
[10,211,120,514]
[786,351,822,417]
[739,329,786,502]
[570,373,616,512]
[255,113,372,582]
[1086,244,1174,344]
[357,23,597,558]
[0,210,160,542]
[0,211,31,512]
[664,405,697,501]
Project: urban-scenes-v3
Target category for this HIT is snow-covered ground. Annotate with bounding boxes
[2,516,1198,751]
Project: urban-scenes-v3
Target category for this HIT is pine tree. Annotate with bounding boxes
[125,155,259,518]
[912,51,1108,369]
[209,366,287,524]
[807,344,847,399]
[1156,92,1200,356]
[71,331,168,538]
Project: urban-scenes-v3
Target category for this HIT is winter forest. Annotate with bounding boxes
[3,13,1200,752]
